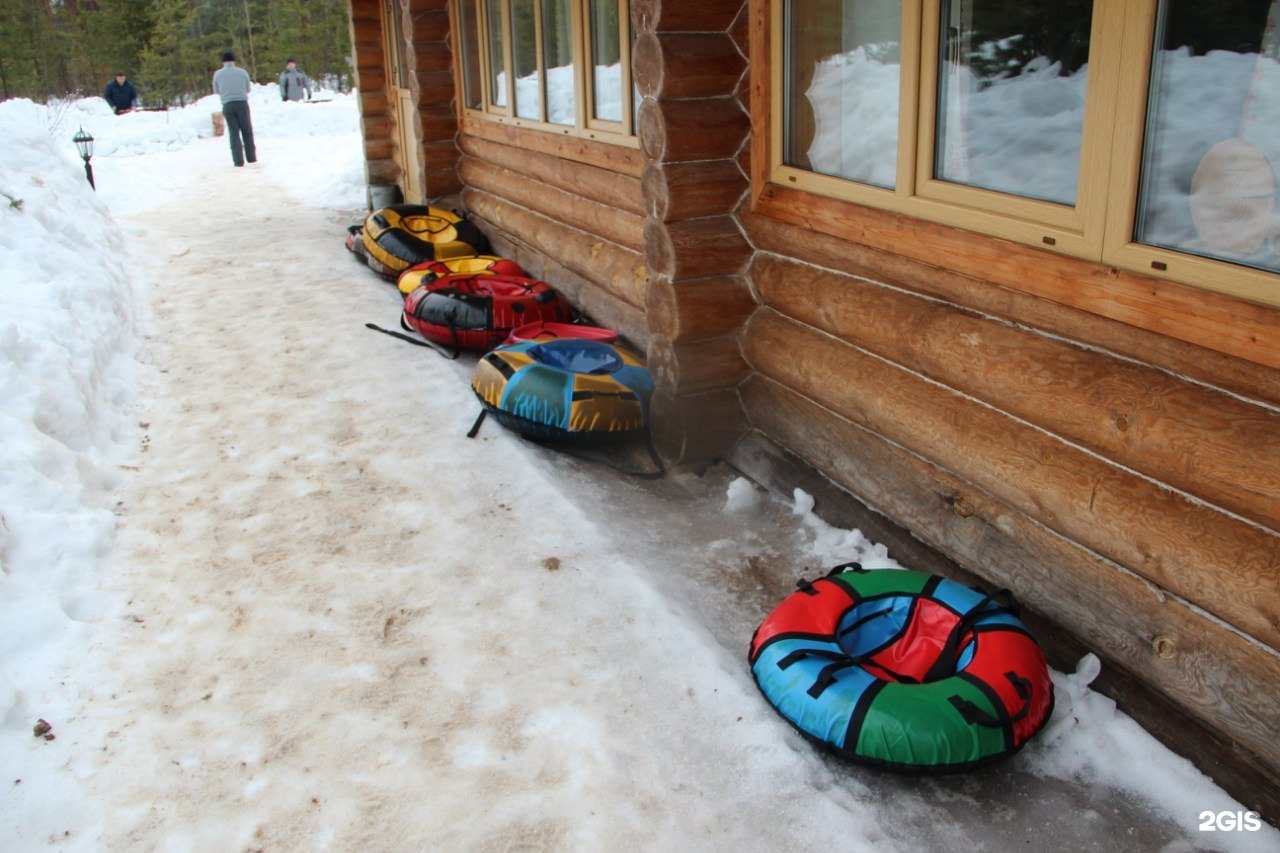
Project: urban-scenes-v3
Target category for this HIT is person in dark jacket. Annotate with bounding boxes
[103,73,137,115]
[279,58,312,102]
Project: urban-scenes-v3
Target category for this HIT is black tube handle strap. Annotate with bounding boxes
[948,670,1033,728]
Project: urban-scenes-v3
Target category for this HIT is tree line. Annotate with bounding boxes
[0,0,353,107]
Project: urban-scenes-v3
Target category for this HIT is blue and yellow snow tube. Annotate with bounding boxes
[750,564,1054,773]
[359,205,491,278]
[471,337,653,441]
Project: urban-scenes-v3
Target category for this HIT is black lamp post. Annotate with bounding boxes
[72,126,95,190]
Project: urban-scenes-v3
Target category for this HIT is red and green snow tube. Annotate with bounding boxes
[749,564,1054,773]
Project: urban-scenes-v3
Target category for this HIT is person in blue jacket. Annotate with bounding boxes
[103,73,137,115]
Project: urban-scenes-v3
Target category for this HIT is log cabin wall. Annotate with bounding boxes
[400,0,462,199]
[729,0,1280,817]
[453,0,756,463]
[347,0,460,204]
[348,0,397,191]
[630,0,755,462]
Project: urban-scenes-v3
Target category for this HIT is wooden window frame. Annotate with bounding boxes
[751,0,1280,368]
[454,0,637,146]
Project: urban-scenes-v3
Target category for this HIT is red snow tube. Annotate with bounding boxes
[401,273,573,352]
[503,322,620,345]
[396,256,529,296]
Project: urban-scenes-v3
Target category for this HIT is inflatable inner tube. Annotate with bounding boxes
[750,565,1054,773]
[397,256,528,295]
[472,337,653,441]
[402,273,572,352]
[360,205,492,278]
[504,322,620,345]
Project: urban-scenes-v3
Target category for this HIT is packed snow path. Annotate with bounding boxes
[29,131,1269,852]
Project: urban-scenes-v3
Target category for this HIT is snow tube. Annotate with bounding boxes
[472,337,653,441]
[359,205,492,278]
[401,273,572,352]
[750,565,1054,773]
[503,322,620,345]
[396,255,528,295]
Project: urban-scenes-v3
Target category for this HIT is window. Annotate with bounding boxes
[771,0,1280,308]
[456,0,635,143]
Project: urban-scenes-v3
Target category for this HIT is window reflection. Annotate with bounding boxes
[512,0,541,119]
[486,0,508,108]
[588,0,622,122]
[542,0,575,125]
[784,0,901,189]
[459,0,484,110]
[1138,0,1280,273]
[934,1,1093,205]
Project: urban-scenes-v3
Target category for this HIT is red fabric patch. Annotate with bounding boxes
[749,580,854,661]
[867,598,960,682]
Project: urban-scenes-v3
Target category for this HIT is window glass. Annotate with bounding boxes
[458,0,484,110]
[1136,0,1280,274]
[512,0,541,119]
[588,0,622,122]
[784,0,901,189]
[934,1,1093,205]
[486,0,508,108]
[542,0,575,125]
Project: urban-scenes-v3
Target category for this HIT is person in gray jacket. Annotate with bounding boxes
[279,59,311,102]
[212,50,257,167]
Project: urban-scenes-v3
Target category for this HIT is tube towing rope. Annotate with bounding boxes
[750,564,1054,773]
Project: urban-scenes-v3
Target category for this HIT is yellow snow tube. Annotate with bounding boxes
[360,205,492,275]
[396,256,528,295]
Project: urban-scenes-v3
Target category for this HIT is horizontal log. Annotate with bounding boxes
[413,70,455,102]
[353,64,387,91]
[460,156,644,252]
[644,274,756,342]
[740,208,1280,407]
[748,185,1280,378]
[358,90,390,116]
[362,138,394,162]
[459,134,644,217]
[738,375,1280,774]
[644,216,752,280]
[463,189,647,310]
[643,159,747,222]
[649,386,747,465]
[422,168,462,199]
[461,117,644,177]
[417,102,456,129]
[409,6,450,40]
[351,17,384,42]
[420,139,459,167]
[361,115,394,141]
[410,45,454,74]
[633,32,746,100]
[743,309,1280,648]
[631,0,747,34]
[474,216,649,346]
[751,253,1280,530]
[646,334,749,396]
[637,97,750,163]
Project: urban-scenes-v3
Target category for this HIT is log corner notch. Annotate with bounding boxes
[348,0,397,192]
[400,0,462,199]
[632,0,755,466]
